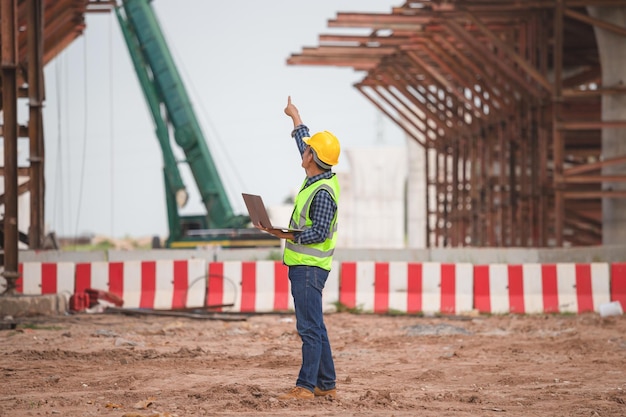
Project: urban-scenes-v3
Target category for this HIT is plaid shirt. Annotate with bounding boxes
[291,124,337,245]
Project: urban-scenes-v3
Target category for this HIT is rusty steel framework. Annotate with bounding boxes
[288,0,626,248]
[1,0,113,293]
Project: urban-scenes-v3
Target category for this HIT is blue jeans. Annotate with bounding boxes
[288,265,336,392]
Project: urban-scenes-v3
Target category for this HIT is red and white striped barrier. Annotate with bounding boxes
[205,261,291,313]
[8,259,625,316]
[474,263,611,314]
[339,262,474,314]
[611,262,626,309]
[16,262,75,296]
[205,261,340,313]
[75,259,206,309]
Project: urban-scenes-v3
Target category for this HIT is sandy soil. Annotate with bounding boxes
[1,311,625,417]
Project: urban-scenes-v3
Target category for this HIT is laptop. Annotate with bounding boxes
[241,193,303,233]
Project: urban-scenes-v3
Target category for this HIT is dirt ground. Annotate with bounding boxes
[1,310,625,417]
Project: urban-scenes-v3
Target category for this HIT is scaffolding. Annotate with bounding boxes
[288,0,626,248]
[0,0,114,293]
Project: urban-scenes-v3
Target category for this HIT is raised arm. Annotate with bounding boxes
[284,95,303,127]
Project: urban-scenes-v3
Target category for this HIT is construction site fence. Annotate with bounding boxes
[2,259,625,316]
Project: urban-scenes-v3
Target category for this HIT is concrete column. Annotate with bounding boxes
[406,136,426,248]
[587,6,626,245]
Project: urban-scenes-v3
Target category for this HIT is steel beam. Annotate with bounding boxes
[27,0,45,249]
[1,0,20,293]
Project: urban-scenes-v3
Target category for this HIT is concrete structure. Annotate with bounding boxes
[339,146,407,248]
[0,294,67,317]
[588,6,626,245]
[407,136,427,248]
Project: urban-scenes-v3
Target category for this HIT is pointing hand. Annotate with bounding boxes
[284,95,303,126]
[284,95,298,118]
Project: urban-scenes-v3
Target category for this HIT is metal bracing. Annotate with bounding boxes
[288,0,626,247]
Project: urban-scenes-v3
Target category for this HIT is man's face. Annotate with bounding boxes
[302,145,314,169]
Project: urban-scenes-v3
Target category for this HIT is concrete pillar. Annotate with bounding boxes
[406,136,426,248]
[587,6,626,245]
[344,147,407,248]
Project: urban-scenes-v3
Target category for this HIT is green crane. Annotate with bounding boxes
[115,0,276,248]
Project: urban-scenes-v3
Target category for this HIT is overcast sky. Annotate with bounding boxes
[39,0,405,239]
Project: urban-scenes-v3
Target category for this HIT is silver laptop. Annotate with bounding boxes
[242,193,303,233]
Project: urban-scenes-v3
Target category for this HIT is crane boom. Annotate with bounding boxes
[115,0,276,248]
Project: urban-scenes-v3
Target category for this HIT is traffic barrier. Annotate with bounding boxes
[206,261,291,313]
[338,262,474,314]
[611,262,626,309]
[16,262,75,296]
[205,261,340,313]
[8,260,624,316]
[474,263,611,314]
[75,259,206,309]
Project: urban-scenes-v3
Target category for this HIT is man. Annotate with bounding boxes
[256,96,340,400]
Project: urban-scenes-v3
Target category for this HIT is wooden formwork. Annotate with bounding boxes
[288,0,626,247]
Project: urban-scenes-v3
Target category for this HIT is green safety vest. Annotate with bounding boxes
[283,175,340,271]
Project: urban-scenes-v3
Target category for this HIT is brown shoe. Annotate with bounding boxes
[314,387,337,398]
[278,386,314,400]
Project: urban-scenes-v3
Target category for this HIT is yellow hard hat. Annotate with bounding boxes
[303,130,340,167]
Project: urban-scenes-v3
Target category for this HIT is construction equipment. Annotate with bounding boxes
[115,0,278,248]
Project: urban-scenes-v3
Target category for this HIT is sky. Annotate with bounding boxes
[38,0,405,239]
